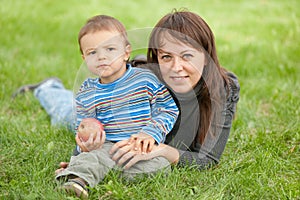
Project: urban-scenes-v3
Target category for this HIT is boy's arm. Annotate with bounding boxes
[141,82,179,144]
[75,85,98,131]
[74,88,97,153]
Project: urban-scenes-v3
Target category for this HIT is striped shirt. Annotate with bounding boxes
[75,64,179,144]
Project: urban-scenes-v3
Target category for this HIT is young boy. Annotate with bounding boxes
[55,15,178,198]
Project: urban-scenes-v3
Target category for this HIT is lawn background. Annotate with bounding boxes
[0,0,299,199]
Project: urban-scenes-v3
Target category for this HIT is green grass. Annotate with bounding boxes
[1,0,300,199]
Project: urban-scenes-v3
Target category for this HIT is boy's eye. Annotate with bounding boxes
[107,47,116,51]
[87,50,97,56]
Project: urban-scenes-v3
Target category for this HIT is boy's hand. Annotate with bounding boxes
[128,132,155,154]
[76,130,106,152]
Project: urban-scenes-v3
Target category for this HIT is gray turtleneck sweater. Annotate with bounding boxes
[165,72,240,170]
[141,64,240,170]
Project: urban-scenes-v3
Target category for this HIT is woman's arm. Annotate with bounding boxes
[115,142,215,170]
[112,83,239,170]
[115,143,180,169]
[150,143,180,164]
[176,150,218,170]
[112,73,240,170]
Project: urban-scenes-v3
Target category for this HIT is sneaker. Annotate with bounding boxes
[11,77,62,99]
[60,178,88,199]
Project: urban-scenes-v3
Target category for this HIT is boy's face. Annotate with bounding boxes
[81,30,131,84]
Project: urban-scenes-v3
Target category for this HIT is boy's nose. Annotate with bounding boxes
[97,51,106,60]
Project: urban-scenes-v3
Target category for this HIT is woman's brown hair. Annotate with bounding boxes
[148,10,229,144]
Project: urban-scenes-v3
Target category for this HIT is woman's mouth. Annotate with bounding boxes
[170,76,189,81]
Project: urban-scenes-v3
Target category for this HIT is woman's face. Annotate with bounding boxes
[157,36,205,93]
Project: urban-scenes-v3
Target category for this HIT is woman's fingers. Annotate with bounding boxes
[109,139,129,155]
[123,154,149,169]
[117,151,135,166]
[111,143,134,161]
[123,144,163,169]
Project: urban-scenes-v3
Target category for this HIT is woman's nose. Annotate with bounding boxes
[172,56,184,72]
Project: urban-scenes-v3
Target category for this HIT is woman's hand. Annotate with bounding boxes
[121,144,162,169]
[110,141,180,169]
[76,130,106,152]
[109,139,137,161]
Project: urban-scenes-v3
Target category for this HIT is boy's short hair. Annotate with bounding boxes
[78,15,130,54]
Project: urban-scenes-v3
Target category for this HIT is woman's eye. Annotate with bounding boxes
[182,53,193,60]
[161,55,172,61]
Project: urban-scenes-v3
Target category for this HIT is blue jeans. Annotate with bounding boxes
[33,79,76,131]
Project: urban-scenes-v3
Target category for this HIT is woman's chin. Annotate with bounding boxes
[170,84,194,94]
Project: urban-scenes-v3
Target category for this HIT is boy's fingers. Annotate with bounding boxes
[88,132,95,143]
[142,140,149,153]
[128,137,134,145]
[75,135,86,151]
[100,131,106,144]
[94,131,101,142]
[128,134,138,144]
[148,140,155,153]
[134,138,142,151]
[75,135,81,144]
[59,162,69,168]
[55,168,64,175]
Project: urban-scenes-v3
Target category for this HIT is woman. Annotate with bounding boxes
[13,10,239,171]
[109,10,240,170]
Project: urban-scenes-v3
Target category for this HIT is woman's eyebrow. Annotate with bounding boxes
[158,49,170,54]
[158,49,196,55]
[180,48,198,53]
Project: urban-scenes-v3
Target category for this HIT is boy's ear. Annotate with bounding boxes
[126,45,131,53]
[126,44,131,50]
[125,45,131,60]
